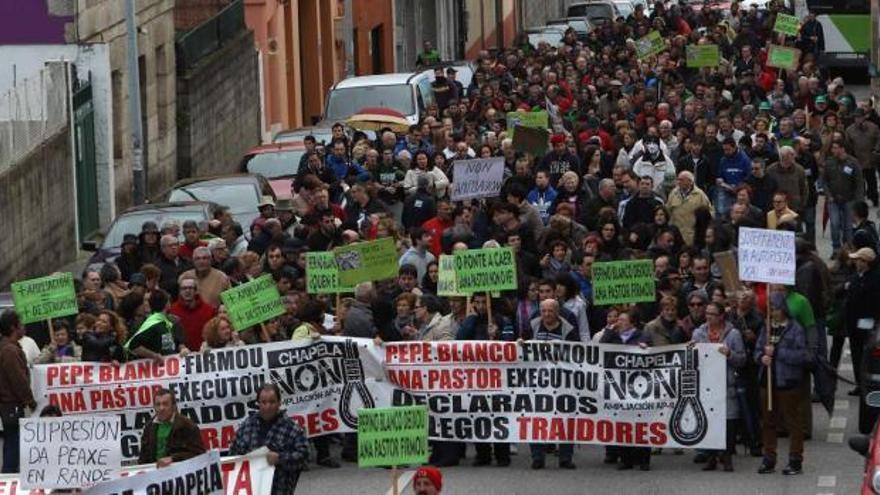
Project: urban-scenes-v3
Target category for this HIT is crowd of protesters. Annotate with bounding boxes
[3,0,880,484]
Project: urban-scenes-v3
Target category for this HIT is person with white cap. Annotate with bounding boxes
[844,247,880,396]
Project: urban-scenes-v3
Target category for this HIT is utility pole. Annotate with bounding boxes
[125,0,146,205]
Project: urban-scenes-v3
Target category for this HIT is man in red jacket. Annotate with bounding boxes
[422,199,454,257]
[169,274,217,351]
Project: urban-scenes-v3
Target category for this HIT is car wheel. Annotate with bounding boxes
[859,395,878,434]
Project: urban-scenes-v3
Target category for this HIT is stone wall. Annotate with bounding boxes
[176,29,260,179]
[0,128,76,289]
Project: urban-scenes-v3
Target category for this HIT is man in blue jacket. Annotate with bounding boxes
[715,137,751,217]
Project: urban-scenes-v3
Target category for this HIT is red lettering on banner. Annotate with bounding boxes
[387,369,425,389]
[649,422,668,445]
[291,409,340,435]
[385,343,432,364]
[97,359,180,383]
[202,426,238,450]
[515,417,668,446]
[426,368,501,390]
[46,364,94,386]
[48,391,87,413]
[222,459,253,495]
[87,384,163,410]
[434,342,517,363]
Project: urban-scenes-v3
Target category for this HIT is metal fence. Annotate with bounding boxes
[0,62,68,172]
[176,0,245,70]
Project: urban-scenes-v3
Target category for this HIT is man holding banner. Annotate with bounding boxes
[0,311,36,473]
[230,384,309,494]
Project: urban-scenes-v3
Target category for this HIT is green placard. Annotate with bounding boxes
[11,273,77,325]
[358,406,429,467]
[334,237,399,286]
[774,13,800,36]
[506,111,548,139]
[437,255,465,297]
[636,31,665,59]
[686,44,720,68]
[453,247,518,293]
[219,274,285,331]
[306,251,354,294]
[767,45,800,70]
[591,259,656,306]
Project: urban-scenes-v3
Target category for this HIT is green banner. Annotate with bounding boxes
[506,111,548,139]
[437,255,465,297]
[334,237,399,286]
[767,45,800,70]
[686,44,720,68]
[636,31,665,59]
[306,251,354,294]
[358,405,429,467]
[453,247,518,293]
[592,259,656,306]
[774,13,800,36]
[220,274,285,331]
[11,273,78,325]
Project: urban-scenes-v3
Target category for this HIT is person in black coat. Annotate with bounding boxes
[401,176,437,231]
[843,247,880,394]
[601,309,653,470]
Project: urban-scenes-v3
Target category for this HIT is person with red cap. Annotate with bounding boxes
[538,133,582,187]
[413,466,443,495]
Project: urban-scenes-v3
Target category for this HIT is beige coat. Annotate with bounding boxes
[666,185,714,245]
[420,313,454,341]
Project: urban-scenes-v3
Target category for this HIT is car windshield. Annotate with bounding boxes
[103,210,207,248]
[243,150,304,179]
[527,30,564,47]
[570,4,614,20]
[324,85,415,121]
[614,2,633,17]
[168,183,259,215]
[274,130,335,144]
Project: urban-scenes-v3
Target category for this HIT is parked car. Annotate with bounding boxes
[567,1,621,24]
[273,123,370,146]
[859,324,880,433]
[524,26,567,49]
[240,141,306,199]
[546,17,594,42]
[81,201,220,270]
[161,174,276,231]
[849,422,880,494]
[612,0,636,18]
[322,71,434,127]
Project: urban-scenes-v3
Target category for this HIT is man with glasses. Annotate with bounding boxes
[766,192,798,231]
[180,246,229,308]
[157,234,192,300]
[745,158,778,212]
[680,289,708,341]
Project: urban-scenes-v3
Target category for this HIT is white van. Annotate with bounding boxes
[322,70,434,126]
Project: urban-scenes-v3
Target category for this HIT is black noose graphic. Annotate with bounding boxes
[669,345,709,446]
[338,339,376,429]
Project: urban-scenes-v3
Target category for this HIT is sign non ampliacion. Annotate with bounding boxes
[450,157,506,202]
[29,339,727,460]
[358,406,429,467]
[737,227,796,285]
[591,260,656,306]
[11,273,78,325]
[19,416,121,490]
[306,251,355,294]
[220,274,285,332]
[453,247,518,293]
[334,237,399,286]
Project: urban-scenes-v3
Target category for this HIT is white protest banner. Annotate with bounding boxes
[83,450,224,495]
[0,450,273,495]
[450,157,505,201]
[31,339,726,458]
[19,416,121,490]
[737,227,796,285]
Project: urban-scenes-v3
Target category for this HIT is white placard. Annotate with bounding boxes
[737,227,796,284]
[450,157,505,201]
[19,415,121,490]
[83,450,224,495]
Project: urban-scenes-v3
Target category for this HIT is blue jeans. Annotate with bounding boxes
[828,201,852,250]
[530,443,573,464]
[713,188,734,218]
